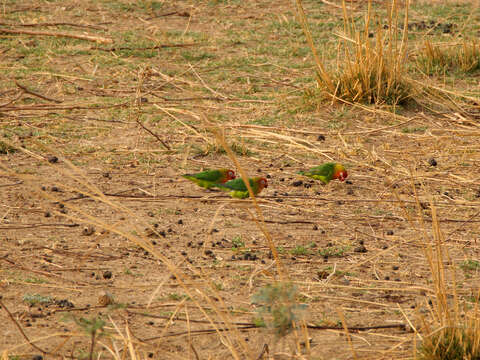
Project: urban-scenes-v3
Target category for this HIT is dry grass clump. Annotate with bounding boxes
[413,199,480,360]
[418,39,480,75]
[297,0,414,106]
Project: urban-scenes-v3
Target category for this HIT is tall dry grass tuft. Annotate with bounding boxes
[418,39,480,75]
[297,0,414,106]
[407,186,480,359]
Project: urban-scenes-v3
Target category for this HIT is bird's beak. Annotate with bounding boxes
[339,172,347,181]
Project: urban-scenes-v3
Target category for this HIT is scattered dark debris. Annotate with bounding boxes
[428,158,437,166]
[103,270,113,279]
[313,224,318,230]
[50,186,60,192]
[346,189,354,195]
[354,245,367,253]
[345,180,353,185]
[317,134,325,141]
[317,270,329,280]
[392,265,399,271]
[177,219,183,225]
[386,230,394,236]
[44,211,51,218]
[103,172,111,179]
[47,155,58,164]
[292,180,303,187]
[55,299,74,308]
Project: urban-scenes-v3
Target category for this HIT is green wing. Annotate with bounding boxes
[215,178,259,198]
[184,169,223,182]
[218,178,248,191]
[182,169,225,189]
[299,163,335,184]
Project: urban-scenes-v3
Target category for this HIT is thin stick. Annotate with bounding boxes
[0,21,107,31]
[135,117,171,150]
[95,43,199,52]
[0,299,48,355]
[0,28,113,44]
[15,81,63,103]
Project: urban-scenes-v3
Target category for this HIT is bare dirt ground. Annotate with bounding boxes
[1,0,480,359]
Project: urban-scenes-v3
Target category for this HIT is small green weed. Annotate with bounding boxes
[231,236,245,250]
[252,282,307,338]
[318,245,351,258]
[290,245,309,256]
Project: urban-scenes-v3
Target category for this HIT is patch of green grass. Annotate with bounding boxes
[181,51,216,62]
[24,277,48,284]
[460,260,480,272]
[290,245,309,256]
[167,293,190,301]
[418,327,480,360]
[402,126,428,134]
[23,294,52,306]
[231,236,245,250]
[318,245,351,258]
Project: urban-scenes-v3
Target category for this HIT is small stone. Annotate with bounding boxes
[98,291,114,306]
[354,245,367,253]
[82,226,95,236]
[428,158,437,166]
[266,174,271,178]
[47,156,58,164]
[177,219,183,225]
[51,186,60,192]
[205,249,213,256]
[345,180,353,185]
[181,251,187,256]
[386,230,394,235]
[317,134,325,141]
[103,271,113,279]
[392,265,399,270]
[292,180,303,187]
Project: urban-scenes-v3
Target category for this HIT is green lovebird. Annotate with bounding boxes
[182,168,236,189]
[297,162,348,185]
[214,177,268,199]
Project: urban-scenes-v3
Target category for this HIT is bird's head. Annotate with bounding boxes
[226,169,236,181]
[333,163,348,182]
[258,177,268,189]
